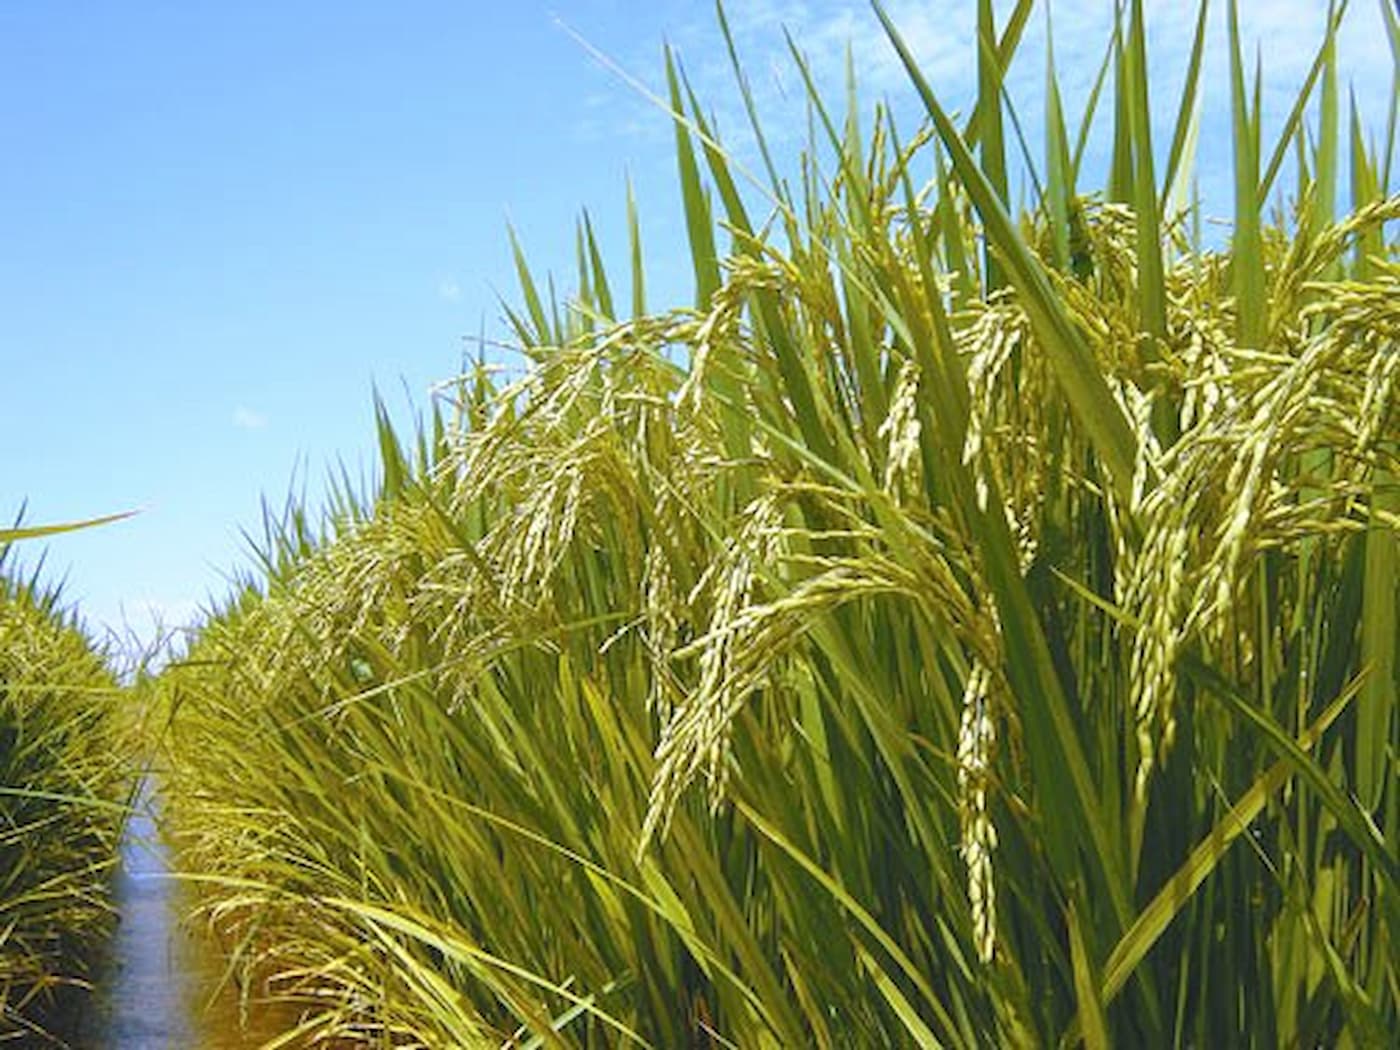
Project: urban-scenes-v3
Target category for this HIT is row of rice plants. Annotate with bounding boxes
[0,538,131,1041]
[158,1,1397,1045]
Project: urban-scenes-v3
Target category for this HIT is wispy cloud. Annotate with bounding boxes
[683,1,1392,109]
[232,405,268,430]
[438,277,462,302]
[563,1,1393,216]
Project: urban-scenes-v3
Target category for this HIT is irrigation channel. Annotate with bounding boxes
[62,779,293,1049]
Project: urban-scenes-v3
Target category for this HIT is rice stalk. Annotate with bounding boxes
[156,2,1398,1045]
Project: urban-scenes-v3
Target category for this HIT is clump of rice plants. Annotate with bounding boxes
[0,552,130,1040]
[160,1,1397,1045]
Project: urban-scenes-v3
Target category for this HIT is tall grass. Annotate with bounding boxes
[160,1,1397,1045]
[0,553,130,1041]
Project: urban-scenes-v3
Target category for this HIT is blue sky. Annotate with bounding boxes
[2,1,1394,654]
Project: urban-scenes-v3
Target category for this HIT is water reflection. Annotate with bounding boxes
[72,779,295,1050]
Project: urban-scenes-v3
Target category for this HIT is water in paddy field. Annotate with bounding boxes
[59,778,297,1049]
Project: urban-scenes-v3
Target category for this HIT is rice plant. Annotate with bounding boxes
[160,1,1397,1045]
[0,552,130,1041]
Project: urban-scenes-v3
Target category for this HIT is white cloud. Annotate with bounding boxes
[232,405,268,430]
[438,277,462,302]
[713,1,978,100]
[701,2,1388,121]
[602,1,1392,223]
[552,0,1391,261]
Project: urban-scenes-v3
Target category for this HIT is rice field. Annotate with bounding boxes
[8,0,1400,1046]
[0,541,131,1041]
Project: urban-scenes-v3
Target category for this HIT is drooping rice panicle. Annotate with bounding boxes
[154,3,1398,1045]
